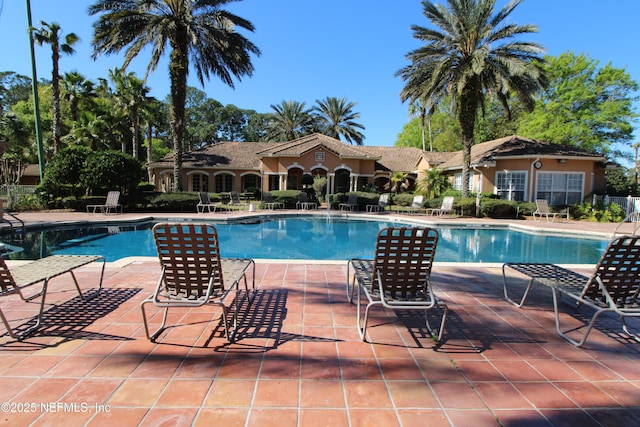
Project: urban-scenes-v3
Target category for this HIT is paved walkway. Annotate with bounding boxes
[0,211,638,426]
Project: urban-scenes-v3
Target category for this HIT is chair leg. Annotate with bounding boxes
[552,289,604,347]
[140,300,170,341]
[425,304,449,342]
[502,266,536,308]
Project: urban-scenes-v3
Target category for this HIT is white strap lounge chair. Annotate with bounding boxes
[426,196,454,216]
[347,227,448,343]
[532,199,568,222]
[86,191,123,214]
[406,195,426,214]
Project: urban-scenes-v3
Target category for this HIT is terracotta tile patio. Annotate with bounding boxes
[0,212,639,426]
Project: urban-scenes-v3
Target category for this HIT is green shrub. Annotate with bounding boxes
[151,192,200,212]
[329,191,379,210]
[480,199,519,218]
[263,190,300,209]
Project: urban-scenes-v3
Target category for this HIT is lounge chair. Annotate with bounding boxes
[197,192,218,213]
[502,235,640,346]
[426,196,454,216]
[296,192,316,210]
[0,254,105,340]
[140,223,256,343]
[532,199,568,222]
[366,194,389,213]
[405,195,426,214]
[263,192,284,210]
[228,191,246,208]
[339,194,359,212]
[86,191,123,214]
[347,227,448,343]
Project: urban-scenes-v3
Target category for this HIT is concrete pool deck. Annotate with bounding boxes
[0,210,639,426]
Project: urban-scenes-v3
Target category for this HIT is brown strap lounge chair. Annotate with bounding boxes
[503,235,640,346]
[347,227,448,343]
[140,223,256,343]
[0,255,105,340]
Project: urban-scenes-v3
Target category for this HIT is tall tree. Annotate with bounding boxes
[312,96,365,145]
[266,100,315,141]
[109,68,149,159]
[33,21,79,155]
[396,0,546,196]
[517,52,638,155]
[62,71,96,123]
[90,0,260,192]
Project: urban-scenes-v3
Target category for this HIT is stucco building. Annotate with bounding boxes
[147,133,608,206]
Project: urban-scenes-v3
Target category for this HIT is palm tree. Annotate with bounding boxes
[312,97,365,145]
[266,100,315,141]
[417,167,450,199]
[33,21,79,155]
[62,71,96,123]
[396,0,546,197]
[109,68,150,159]
[89,0,260,191]
[389,171,409,194]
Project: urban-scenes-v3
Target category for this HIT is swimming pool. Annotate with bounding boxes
[2,217,608,264]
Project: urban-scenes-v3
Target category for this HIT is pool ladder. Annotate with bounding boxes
[0,210,25,239]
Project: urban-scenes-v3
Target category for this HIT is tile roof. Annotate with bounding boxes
[439,135,605,169]
[149,141,281,170]
[256,133,377,159]
[365,146,454,172]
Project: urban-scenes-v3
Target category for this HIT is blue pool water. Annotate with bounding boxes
[3,217,609,263]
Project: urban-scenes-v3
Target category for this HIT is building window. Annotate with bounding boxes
[242,174,259,191]
[215,174,233,193]
[268,175,279,191]
[315,151,325,162]
[453,172,475,192]
[496,171,526,201]
[191,174,208,192]
[536,172,583,206]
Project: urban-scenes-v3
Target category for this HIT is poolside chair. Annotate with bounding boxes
[502,235,640,347]
[140,223,256,343]
[228,191,246,208]
[86,191,122,215]
[197,192,218,213]
[406,195,426,214]
[366,194,389,213]
[296,192,316,210]
[426,196,454,217]
[0,254,105,340]
[532,199,568,222]
[347,227,448,343]
[263,192,284,210]
[339,194,359,212]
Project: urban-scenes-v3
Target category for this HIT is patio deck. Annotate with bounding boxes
[0,211,639,426]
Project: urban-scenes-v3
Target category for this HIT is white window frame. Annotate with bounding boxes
[536,172,584,206]
[495,170,527,201]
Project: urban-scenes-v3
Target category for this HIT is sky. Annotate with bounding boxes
[0,0,639,155]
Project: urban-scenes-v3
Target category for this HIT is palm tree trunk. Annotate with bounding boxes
[169,37,188,192]
[458,89,479,198]
[131,105,139,160]
[51,46,61,154]
[147,124,154,182]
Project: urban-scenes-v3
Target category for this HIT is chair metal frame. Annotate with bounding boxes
[503,235,640,346]
[425,196,454,216]
[0,255,105,340]
[339,194,359,212]
[86,191,123,215]
[347,227,448,343]
[140,223,256,343]
[196,192,218,213]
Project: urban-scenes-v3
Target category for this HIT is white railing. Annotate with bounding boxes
[592,195,640,217]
